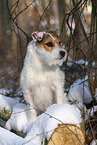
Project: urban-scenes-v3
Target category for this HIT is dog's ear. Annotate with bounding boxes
[31,32,44,42]
[49,31,60,38]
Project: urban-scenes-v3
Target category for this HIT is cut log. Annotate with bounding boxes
[0,94,18,121]
[0,108,11,121]
[48,124,85,145]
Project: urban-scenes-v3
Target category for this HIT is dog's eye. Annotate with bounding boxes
[45,42,53,47]
[59,41,62,46]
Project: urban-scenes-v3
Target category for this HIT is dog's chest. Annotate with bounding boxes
[33,70,55,86]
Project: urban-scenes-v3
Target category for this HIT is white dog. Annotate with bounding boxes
[20,31,68,122]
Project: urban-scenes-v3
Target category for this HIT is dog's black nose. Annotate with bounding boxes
[59,51,65,59]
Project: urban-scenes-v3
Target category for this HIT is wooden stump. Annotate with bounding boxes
[0,109,11,121]
[48,124,85,145]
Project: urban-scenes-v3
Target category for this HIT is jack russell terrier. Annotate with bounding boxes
[20,31,68,122]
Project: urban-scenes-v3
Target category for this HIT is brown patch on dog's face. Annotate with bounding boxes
[49,31,62,47]
[35,32,62,52]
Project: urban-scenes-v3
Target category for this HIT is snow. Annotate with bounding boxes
[0,94,19,113]
[87,106,97,117]
[67,60,96,106]
[68,77,93,107]
[0,86,96,144]
[0,88,12,95]
[0,127,35,145]
[67,59,95,67]
[5,103,32,133]
[90,140,97,145]
[26,104,82,144]
[0,97,82,145]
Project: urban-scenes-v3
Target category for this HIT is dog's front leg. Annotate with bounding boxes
[23,90,37,122]
[54,80,68,104]
[56,84,64,104]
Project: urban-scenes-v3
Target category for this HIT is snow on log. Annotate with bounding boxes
[0,127,35,145]
[5,103,31,133]
[0,94,19,120]
[25,104,85,145]
[48,124,85,145]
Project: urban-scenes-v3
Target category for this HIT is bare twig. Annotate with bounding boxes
[36,0,52,30]
[13,0,35,20]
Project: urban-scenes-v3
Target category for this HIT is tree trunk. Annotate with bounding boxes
[88,0,97,102]
[58,0,66,43]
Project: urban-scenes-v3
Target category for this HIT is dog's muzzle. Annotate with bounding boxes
[55,49,67,66]
[59,49,67,60]
[59,51,66,60]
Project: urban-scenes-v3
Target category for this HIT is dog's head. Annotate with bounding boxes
[31,31,67,66]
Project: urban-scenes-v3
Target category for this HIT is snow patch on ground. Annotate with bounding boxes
[0,127,35,145]
[67,59,95,67]
[0,88,12,95]
[90,139,97,145]
[68,76,93,107]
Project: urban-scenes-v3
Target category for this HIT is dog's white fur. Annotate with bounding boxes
[20,31,68,122]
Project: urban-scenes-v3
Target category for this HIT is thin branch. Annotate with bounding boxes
[10,0,20,18]
[61,0,86,34]
[36,0,52,30]
[6,0,31,42]
[31,3,48,30]
[9,0,19,10]
[13,0,35,20]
